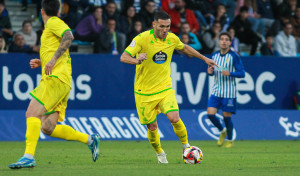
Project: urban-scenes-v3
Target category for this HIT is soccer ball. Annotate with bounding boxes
[182,146,203,164]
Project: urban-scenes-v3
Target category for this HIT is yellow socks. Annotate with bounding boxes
[147,128,163,154]
[50,125,88,144]
[171,118,188,144]
[25,117,41,156]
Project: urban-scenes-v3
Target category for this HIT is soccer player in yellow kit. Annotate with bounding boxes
[9,0,100,169]
[121,11,217,163]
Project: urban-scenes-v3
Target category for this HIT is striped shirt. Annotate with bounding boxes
[210,50,245,98]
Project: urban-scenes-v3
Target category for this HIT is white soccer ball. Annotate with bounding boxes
[182,146,203,164]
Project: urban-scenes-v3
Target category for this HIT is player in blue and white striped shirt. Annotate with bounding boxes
[207,32,245,148]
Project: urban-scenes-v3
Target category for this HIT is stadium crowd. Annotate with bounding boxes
[0,0,300,56]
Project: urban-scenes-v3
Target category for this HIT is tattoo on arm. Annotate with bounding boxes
[53,31,74,60]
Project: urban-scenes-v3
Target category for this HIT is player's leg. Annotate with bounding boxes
[9,98,46,169]
[146,121,168,163]
[135,93,166,163]
[41,112,89,143]
[221,98,236,148]
[207,95,224,132]
[166,111,190,150]
[207,95,226,146]
[222,112,234,148]
[159,90,190,150]
[41,112,100,161]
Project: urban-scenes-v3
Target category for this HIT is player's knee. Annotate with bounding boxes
[167,111,179,123]
[147,123,158,131]
[41,121,56,135]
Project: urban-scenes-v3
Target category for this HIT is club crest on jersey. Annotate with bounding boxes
[129,40,136,47]
[153,51,167,64]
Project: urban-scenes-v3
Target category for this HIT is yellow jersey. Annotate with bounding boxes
[125,29,184,95]
[40,17,72,87]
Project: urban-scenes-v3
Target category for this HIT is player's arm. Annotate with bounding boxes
[180,44,218,68]
[222,54,245,77]
[230,56,245,78]
[120,52,147,65]
[45,31,74,75]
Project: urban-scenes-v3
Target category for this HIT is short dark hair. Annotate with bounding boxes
[0,1,5,6]
[42,0,60,16]
[240,6,249,13]
[22,20,32,27]
[154,11,171,21]
[219,32,232,41]
[93,6,102,13]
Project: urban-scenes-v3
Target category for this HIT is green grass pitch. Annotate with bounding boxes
[0,140,300,176]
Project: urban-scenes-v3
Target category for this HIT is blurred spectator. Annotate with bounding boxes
[119,6,138,36]
[243,0,265,36]
[0,35,7,53]
[9,33,39,54]
[180,33,190,44]
[201,21,222,54]
[179,22,202,51]
[74,6,105,53]
[274,22,297,56]
[138,0,156,30]
[218,0,236,20]
[291,7,300,38]
[194,0,220,19]
[103,1,121,26]
[291,7,300,51]
[98,18,126,54]
[62,0,83,29]
[78,0,106,17]
[227,26,240,52]
[177,0,209,30]
[256,0,277,31]
[260,34,275,55]
[17,20,38,46]
[230,6,261,55]
[0,1,13,44]
[127,20,143,46]
[276,0,297,19]
[208,4,230,32]
[123,0,161,13]
[165,0,199,34]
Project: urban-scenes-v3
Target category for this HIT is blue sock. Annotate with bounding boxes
[224,117,233,140]
[207,114,224,131]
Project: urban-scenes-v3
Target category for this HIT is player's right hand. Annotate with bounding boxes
[137,53,147,65]
[30,58,41,69]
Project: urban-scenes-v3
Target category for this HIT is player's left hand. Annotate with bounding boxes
[45,59,56,75]
[221,70,230,76]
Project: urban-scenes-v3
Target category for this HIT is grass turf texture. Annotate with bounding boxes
[0,140,300,176]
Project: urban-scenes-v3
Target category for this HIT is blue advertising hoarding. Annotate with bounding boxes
[1,109,299,141]
[0,54,299,110]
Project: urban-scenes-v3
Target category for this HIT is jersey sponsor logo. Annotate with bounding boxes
[153,51,167,64]
[129,40,136,47]
[198,111,236,140]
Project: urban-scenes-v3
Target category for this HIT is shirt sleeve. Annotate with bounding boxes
[175,35,184,50]
[47,18,71,38]
[230,53,245,78]
[124,34,143,57]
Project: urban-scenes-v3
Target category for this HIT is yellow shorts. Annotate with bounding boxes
[135,89,179,125]
[30,76,71,122]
